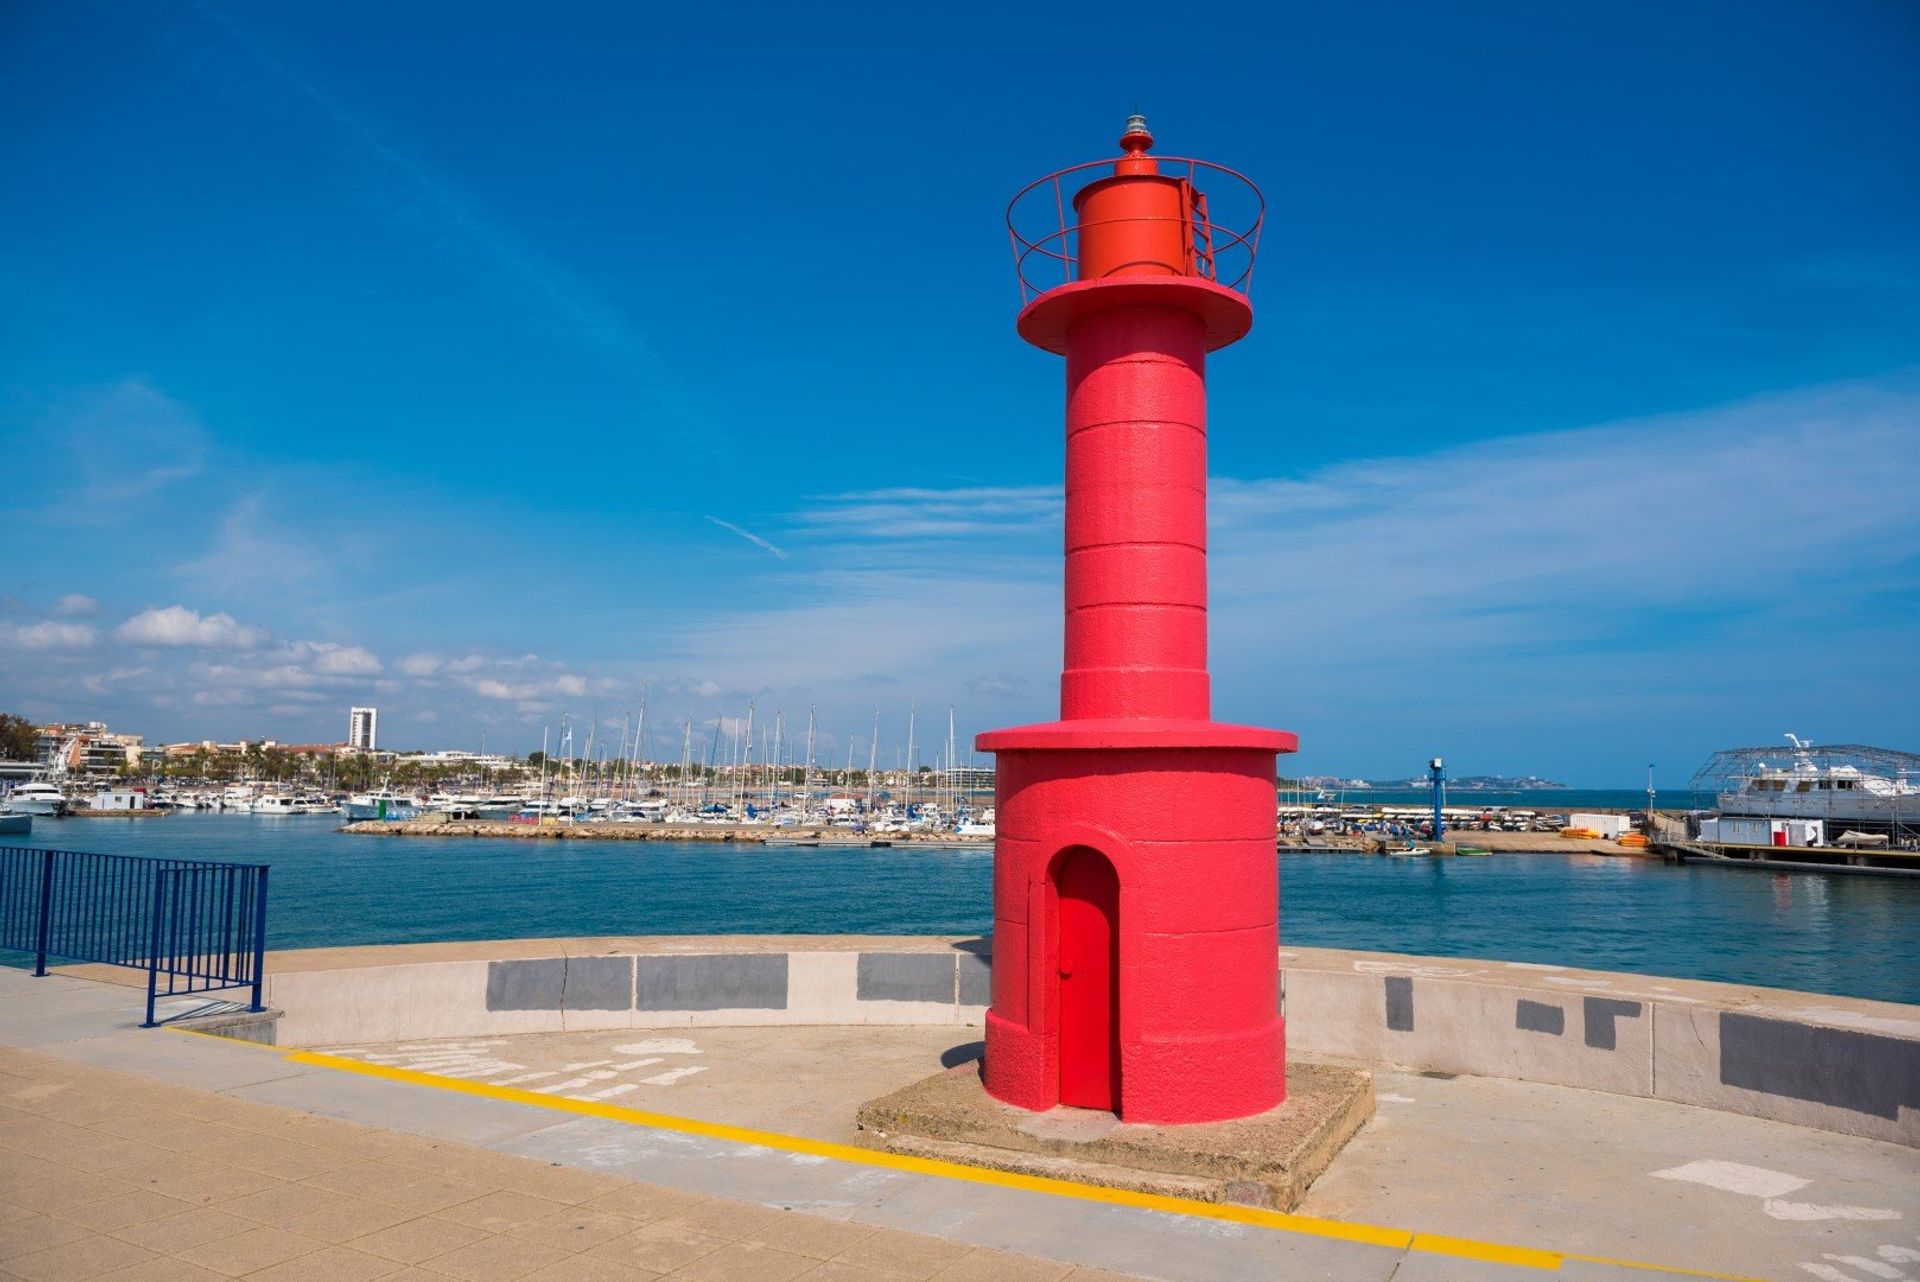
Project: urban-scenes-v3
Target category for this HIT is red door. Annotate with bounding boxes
[1057,848,1119,1111]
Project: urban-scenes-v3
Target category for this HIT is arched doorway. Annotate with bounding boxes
[1054,846,1119,1111]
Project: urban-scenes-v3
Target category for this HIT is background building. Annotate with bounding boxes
[348,707,378,752]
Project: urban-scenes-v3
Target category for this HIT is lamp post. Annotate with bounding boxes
[1429,757,1446,842]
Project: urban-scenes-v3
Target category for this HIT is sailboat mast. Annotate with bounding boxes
[906,704,917,813]
[803,707,816,823]
[770,710,783,814]
[678,717,693,812]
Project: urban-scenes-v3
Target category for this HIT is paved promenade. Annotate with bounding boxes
[3,967,1912,1281]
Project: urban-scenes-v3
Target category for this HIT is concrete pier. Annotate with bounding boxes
[5,962,1917,1281]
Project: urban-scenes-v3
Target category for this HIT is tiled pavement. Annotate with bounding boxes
[0,1047,1138,1282]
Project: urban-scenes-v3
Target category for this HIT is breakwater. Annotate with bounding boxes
[341,818,987,846]
[342,817,1641,855]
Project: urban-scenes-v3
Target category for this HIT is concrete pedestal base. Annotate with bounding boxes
[856,1059,1373,1211]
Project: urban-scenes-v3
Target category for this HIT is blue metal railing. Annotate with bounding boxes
[0,846,269,1027]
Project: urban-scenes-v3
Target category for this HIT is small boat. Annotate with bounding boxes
[0,810,31,836]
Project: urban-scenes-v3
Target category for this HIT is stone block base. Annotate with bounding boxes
[856,1058,1373,1210]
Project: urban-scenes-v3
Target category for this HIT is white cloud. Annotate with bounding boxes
[471,671,586,701]
[399,652,444,676]
[310,644,382,676]
[52,594,99,618]
[0,621,99,651]
[116,605,269,649]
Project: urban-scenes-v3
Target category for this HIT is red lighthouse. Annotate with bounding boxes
[978,118,1296,1125]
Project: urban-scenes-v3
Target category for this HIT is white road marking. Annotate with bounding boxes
[1769,1200,1903,1222]
[1652,1160,1808,1199]
[614,1039,702,1056]
[639,1066,708,1086]
[614,1058,664,1070]
[1821,1255,1905,1279]
[560,1060,613,1071]
[1376,1093,1417,1104]
[495,1070,557,1085]
[1798,1266,1860,1282]
[1880,1247,1920,1263]
[535,1076,600,1094]
[436,1062,525,1079]
[589,1084,638,1100]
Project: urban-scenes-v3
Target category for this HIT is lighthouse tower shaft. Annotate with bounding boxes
[978,122,1296,1125]
[1061,303,1211,721]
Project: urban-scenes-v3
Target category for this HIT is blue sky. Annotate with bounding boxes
[2,1,1916,784]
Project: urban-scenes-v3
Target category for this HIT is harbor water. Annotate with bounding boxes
[14,814,1917,1005]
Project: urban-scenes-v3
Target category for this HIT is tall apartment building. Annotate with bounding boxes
[348,706,378,752]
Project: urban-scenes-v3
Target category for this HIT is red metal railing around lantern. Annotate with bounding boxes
[1006,156,1266,306]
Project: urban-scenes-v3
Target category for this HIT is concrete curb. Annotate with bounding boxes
[261,936,1918,1147]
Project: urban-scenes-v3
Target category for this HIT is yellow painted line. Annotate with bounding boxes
[149,1032,1766,1282]
[1411,1232,1563,1271]
[1565,1253,1769,1281]
[282,1048,1417,1250]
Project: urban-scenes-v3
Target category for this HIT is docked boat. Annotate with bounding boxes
[471,795,530,820]
[1693,736,1920,837]
[5,781,69,817]
[0,809,31,836]
[956,807,996,838]
[253,793,302,816]
[342,789,418,821]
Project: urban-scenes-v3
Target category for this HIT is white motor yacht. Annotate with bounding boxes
[6,781,69,817]
[343,790,417,821]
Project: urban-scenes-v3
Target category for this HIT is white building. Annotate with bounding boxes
[348,707,379,752]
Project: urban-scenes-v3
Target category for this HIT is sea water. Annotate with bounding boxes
[18,813,1916,1005]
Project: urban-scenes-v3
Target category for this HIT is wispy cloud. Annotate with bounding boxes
[194,4,699,434]
[52,595,100,619]
[6,376,1912,777]
[704,515,789,560]
[17,382,208,522]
